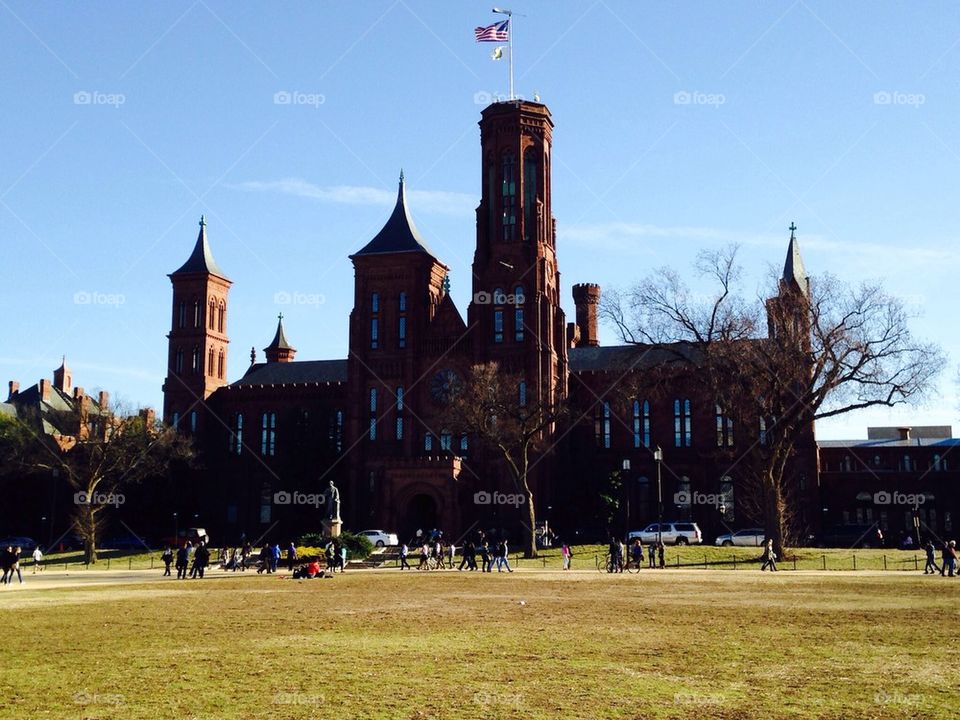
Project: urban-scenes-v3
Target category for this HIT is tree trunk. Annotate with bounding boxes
[763,469,786,560]
[524,487,538,559]
[77,503,99,564]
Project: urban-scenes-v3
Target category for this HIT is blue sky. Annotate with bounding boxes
[1,1,958,439]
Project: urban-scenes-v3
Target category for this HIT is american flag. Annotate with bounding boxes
[475,19,509,42]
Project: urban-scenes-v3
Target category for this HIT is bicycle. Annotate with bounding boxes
[596,553,619,573]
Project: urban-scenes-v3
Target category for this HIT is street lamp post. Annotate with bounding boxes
[621,459,631,536]
[653,447,663,547]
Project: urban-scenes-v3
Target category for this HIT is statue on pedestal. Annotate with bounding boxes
[322,480,342,539]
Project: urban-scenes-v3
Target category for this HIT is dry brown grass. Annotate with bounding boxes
[1,568,956,719]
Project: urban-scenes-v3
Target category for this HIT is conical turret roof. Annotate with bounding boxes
[171,216,229,279]
[351,172,438,260]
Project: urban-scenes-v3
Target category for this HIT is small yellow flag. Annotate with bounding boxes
[491,46,504,61]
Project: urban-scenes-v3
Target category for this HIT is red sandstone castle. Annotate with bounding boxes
[155,101,834,542]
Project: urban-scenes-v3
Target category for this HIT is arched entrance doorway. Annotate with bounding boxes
[402,493,438,544]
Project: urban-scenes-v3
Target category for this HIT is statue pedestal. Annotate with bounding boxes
[322,518,342,539]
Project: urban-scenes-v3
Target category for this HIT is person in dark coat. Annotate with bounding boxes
[175,543,189,579]
[0,546,13,584]
[191,542,210,578]
[161,546,173,576]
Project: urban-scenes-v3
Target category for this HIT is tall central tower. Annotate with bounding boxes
[468,100,567,405]
[162,217,231,434]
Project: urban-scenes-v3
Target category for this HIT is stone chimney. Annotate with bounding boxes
[566,321,581,349]
[73,387,85,402]
[571,283,601,348]
[39,378,51,403]
[897,427,912,442]
[7,381,18,401]
[98,390,110,409]
[140,407,156,427]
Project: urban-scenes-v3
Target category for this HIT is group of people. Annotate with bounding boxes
[924,539,959,576]
[160,541,212,579]
[602,537,668,572]
[396,530,514,573]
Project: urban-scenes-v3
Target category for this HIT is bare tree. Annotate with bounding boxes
[602,244,943,557]
[0,404,193,563]
[443,362,567,558]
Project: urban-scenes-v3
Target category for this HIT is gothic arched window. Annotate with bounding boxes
[501,152,517,240]
[523,147,537,241]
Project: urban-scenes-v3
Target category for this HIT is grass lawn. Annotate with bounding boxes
[1,568,957,719]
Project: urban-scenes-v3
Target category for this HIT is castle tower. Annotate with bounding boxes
[767,222,811,342]
[571,283,601,348]
[53,356,72,394]
[468,100,567,405]
[162,216,231,432]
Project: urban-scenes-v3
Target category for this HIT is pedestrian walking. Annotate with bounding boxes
[458,540,476,571]
[448,542,456,569]
[946,541,958,577]
[479,540,491,573]
[8,547,23,584]
[497,539,513,573]
[647,542,656,569]
[923,540,940,575]
[657,542,665,569]
[32,545,44,573]
[561,543,572,571]
[287,542,298,572]
[175,543,189,579]
[190,542,210,578]
[161,546,173,576]
[940,541,950,577]
[399,543,411,570]
[760,539,778,572]
[270,543,281,573]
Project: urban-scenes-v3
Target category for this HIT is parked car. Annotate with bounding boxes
[161,527,210,548]
[714,528,766,547]
[627,522,703,546]
[358,529,399,547]
[100,533,150,550]
[0,536,37,550]
[815,524,882,549]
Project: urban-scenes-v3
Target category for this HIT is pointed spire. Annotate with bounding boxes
[782,221,809,296]
[264,314,296,363]
[350,170,439,260]
[171,215,229,279]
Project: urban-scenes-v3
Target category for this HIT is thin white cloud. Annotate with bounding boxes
[560,222,960,266]
[234,178,477,217]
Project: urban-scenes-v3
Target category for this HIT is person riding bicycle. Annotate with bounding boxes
[630,539,644,570]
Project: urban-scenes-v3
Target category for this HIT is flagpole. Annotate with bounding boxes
[508,15,514,100]
[492,8,515,101]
